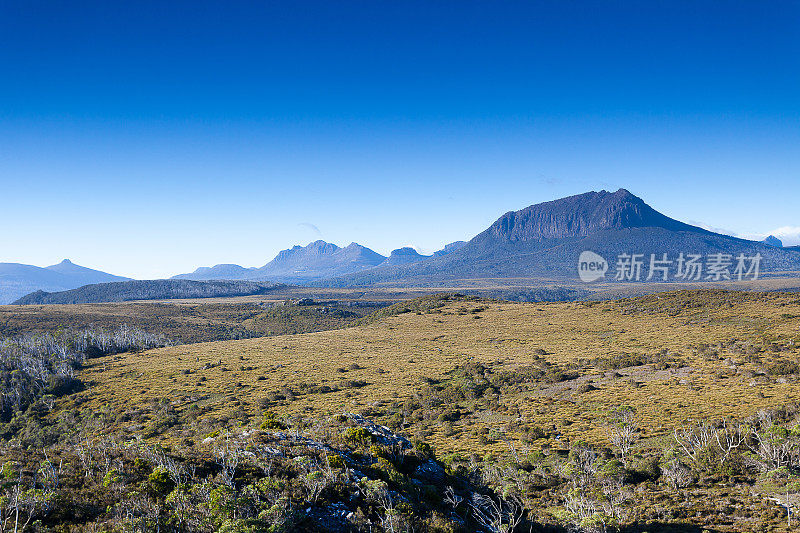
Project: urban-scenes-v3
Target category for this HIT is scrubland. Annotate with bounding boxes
[3,290,800,531]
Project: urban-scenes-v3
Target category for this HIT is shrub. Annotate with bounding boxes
[327,454,346,469]
[148,467,175,495]
[341,427,374,448]
[635,456,661,481]
[766,359,800,376]
[260,412,286,430]
[413,440,435,459]
[373,457,405,485]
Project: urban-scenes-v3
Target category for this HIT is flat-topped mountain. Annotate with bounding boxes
[477,188,702,244]
[380,247,430,266]
[173,264,256,281]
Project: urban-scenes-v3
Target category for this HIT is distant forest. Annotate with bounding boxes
[13,279,285,305]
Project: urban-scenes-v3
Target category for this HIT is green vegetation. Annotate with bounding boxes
[2,289,800,531]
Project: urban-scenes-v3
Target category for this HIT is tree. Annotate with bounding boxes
[606,406,638,463]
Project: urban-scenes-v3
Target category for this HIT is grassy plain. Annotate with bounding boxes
[76,290,800,457]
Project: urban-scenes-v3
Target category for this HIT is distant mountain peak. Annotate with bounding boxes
[248,240,385,281]
[45,259,130,278]
[275,240,339,260]
[763,235,783,247]
[308,239,338,249]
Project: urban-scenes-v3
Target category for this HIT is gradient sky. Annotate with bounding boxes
[2,1,799,279]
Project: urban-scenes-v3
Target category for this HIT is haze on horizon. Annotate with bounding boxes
[1,1,798,279]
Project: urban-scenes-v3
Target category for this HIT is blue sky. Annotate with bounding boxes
[1,1,798,278]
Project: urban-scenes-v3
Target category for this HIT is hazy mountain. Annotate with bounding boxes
[762,235,783,247]
[319,189,800,286]
[173,264,256,281]
[380,247,430,266]
[172,241,386,283]
[0,260,129,305]
[248,240,386,283]
[14,279,283,305]
[45,259,130,287]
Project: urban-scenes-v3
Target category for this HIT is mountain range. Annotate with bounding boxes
[173,241,386,283]
[172,240,464,283]
[321,189,800,286]
[6,189,800,304]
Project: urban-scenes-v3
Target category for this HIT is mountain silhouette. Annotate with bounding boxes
[0,260,129,304]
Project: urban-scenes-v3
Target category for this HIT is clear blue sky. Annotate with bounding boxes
[1,1,798,278]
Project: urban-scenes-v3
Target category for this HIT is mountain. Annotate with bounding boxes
[172,240,386,283]
[250,240,386,283]
[762,235,783,247]
[45,259,130,287]
[0,260,129,305]
[380,247,430,266]
[318,189,800,286]
[169,189,800,287]
[433,241,467,257]
[13,279,283,305]
[173,264,256,281]
[464,188,707,256]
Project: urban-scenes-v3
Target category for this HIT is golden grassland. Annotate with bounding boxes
[73,289,800,458]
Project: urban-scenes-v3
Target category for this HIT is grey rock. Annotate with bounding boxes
[413,459,446,485]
